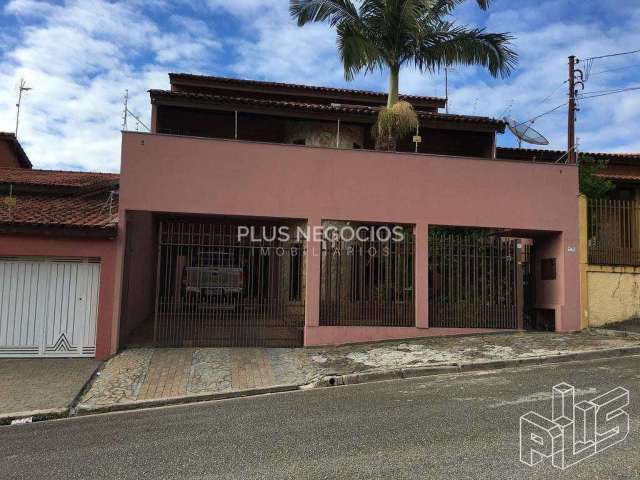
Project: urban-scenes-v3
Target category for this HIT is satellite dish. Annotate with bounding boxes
[503,116,550,148]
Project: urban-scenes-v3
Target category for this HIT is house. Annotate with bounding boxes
[496,147,640,200]
[0,75,583,359]
[113,74,581,352]
[0,167,118,358]
[0,132,33,169]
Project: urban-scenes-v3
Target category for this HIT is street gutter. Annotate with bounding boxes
[3,344,640,425]
[73,344,640,418]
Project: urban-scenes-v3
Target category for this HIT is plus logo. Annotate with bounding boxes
[519,383,629,470]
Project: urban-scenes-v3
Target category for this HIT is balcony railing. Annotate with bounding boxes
[588,198,640,266]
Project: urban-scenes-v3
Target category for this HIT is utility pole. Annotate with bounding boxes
[567,56,577,164]
[15,78,32,138]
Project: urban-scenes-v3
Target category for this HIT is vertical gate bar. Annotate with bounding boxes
[516,241,523,329]
[153,221,163,345]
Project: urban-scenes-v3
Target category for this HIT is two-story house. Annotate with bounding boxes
[114,73,580,352]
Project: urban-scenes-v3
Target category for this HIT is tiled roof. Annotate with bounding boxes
[496,147,640,163]
[595,164,640,182]
[0,191,118,231]
[169,73,446,105]
[151,89,505,129]
[598,173,640,182]
[0,167,118,192]
[0,168,118,234]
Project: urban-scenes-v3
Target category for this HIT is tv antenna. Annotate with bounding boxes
[121,90,149,132]
[503,116,550,148]
[15,78,32,138]
[444,67,454,113]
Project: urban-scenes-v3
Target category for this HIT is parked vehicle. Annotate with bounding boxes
[182,251,243,299]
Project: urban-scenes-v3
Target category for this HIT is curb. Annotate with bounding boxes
[312,345,640,388]
[0,407,69,426]
[6,344,640,424]
[72,384,300,417]
[588,328,640,339]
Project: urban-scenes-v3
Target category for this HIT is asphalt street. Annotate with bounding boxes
[1,355,640,479]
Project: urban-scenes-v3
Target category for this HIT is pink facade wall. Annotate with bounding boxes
[119,211,156,340]
[0,234,117,359]
[118,132,580,345]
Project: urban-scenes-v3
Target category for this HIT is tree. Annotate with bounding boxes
[579,155,614,198]
[290,0,517,149]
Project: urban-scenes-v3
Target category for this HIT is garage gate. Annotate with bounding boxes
[0,257,100,357]
[154,220,305,347]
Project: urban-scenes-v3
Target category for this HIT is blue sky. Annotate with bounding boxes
[1,0,640,172]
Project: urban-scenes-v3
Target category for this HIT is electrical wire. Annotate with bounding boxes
[516,101,568,126]
[582,49,640,61]
[589,63,640,77]
[538,80,568,105]
[503,80,568,126]
[578,86,639,96]
[579,86,640,100]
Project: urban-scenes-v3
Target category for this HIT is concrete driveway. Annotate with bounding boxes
[0,359,101,421]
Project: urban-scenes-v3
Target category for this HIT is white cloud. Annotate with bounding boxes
[1,0,640,173]
[0,0,219,171]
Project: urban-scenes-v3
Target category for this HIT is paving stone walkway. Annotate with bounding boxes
[78,331,640,409]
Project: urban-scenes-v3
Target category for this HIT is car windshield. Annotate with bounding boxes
[194,251,234,267]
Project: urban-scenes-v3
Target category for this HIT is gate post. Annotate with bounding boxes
[578,194,589,329]
[304,218,322,332]
[516,241,524,330]
[415,223,429,329]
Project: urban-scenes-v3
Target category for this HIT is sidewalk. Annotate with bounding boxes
[0,358,101,423]
[78,331,640,411]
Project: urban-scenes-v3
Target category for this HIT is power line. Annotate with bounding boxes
[579,86,640,100]
[519,101,568,125]
[501,80,568,123]
[578,86,639,96]
[582,48,640,61]
[538,80,568,105]
[589,63,640,77]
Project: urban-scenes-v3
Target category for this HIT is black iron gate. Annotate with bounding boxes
[429,235,529,329]
[320,223,415,326]
[154,220,305,347]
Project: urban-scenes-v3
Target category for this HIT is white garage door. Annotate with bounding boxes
[0,257,100,357]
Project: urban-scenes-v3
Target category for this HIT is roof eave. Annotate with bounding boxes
[0,223,118,239]
[167,73,448,108]
[151,90,504,132]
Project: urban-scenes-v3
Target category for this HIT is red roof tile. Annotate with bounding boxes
[0,168,118,234]
[597,173,640,182]
[496,147,640,163]
[0,167,118,189]
[595,164,640,182]
[151,89,504,129]
[169,73,446,106]
[0,191,118,231]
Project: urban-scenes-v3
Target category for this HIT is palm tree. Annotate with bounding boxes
[290,0,517,149]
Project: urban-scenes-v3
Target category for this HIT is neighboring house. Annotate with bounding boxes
[114,74,580,352]
[497,146,640,329]
[496,147,640,199]
[0,168,118,358]
[0,132,33,169]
